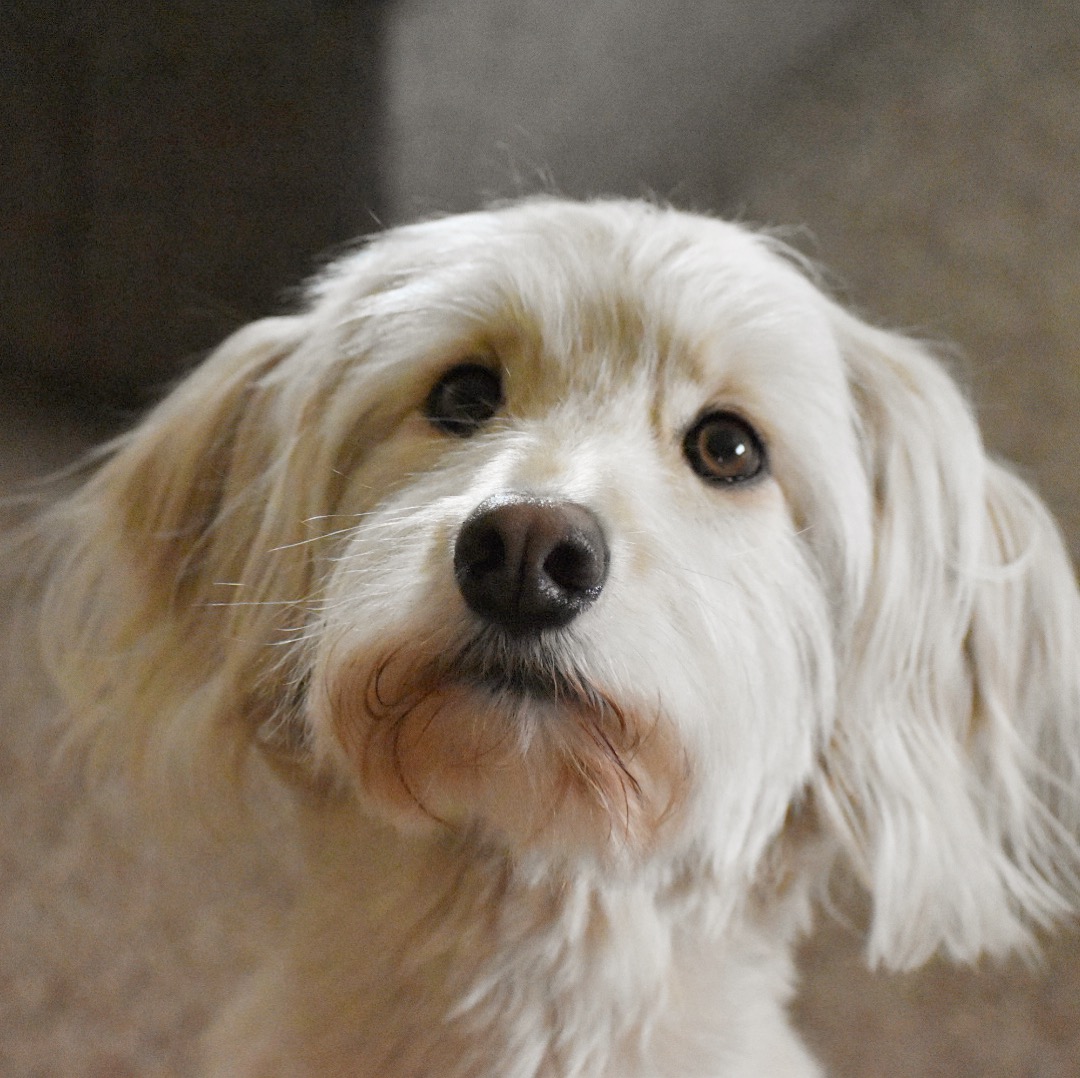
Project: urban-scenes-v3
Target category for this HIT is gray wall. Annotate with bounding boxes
[382,0,869,219]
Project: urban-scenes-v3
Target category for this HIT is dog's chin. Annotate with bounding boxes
[313,632,689,861]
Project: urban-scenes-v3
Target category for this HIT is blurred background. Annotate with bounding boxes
[3,1,1079,1075]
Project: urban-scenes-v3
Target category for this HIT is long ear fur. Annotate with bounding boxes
[33,228,472,817]
[35,315,325,806]
[815,310,1080,969]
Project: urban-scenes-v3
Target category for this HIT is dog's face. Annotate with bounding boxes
[303,204,860,878]
[47,199,1080,968]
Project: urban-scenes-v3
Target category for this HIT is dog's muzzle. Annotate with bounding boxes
[454,495,609,635]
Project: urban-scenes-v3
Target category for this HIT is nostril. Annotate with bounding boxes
[543,535,603,594]
[454,495,609,634]
[461,522,506,576]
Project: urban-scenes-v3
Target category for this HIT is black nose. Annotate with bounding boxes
[454,495,609,634]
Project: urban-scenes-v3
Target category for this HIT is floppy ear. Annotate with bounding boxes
[38,315,322,791]
[816,310,1080,969]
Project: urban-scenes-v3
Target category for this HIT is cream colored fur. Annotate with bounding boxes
[31,199,1080,1076]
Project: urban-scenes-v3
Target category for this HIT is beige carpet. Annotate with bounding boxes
[4,0,1080,1074]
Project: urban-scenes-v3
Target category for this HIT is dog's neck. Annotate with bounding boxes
[226,803,819,1076]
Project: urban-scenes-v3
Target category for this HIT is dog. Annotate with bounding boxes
[30,198,1080,1076]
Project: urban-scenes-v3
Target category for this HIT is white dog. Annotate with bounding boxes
[33,198,1080,1076]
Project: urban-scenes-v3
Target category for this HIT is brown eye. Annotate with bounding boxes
[424,363,503,436]
[684,411,767,484]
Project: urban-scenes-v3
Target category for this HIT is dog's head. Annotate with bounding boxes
[42,199,1080,968]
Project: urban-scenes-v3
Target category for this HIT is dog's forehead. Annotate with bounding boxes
[332,201,842,406]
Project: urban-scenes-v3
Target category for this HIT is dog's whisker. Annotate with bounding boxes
[299,512,367,525]
[267,525,365,552]
[202,598,307,608]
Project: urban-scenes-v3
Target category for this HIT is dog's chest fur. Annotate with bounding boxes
[206,814,820,1077]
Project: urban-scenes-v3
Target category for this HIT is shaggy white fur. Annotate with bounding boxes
[33,199,1080,1076]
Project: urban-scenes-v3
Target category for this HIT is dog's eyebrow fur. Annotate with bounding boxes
[327,201,834,423]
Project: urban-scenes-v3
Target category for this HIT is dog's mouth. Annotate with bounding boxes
[355,630,612,733]
[319,625,688,852]
[449,632,598,707]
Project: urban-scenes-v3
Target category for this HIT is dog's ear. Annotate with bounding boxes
[38,315,318,788]
[108,317,309,598]
[816,309,1080,970]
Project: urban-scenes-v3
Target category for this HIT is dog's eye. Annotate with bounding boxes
[683,411,767,484]
[424,363,503,436]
